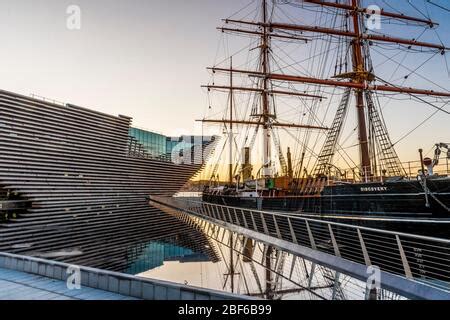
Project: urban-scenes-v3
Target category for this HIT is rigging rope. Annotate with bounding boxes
[426,0,450,12]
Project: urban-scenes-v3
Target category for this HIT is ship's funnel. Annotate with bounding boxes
[287,147,293,178]
[241,147,253,181]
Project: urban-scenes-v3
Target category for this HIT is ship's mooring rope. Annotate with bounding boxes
[418,177,450,212]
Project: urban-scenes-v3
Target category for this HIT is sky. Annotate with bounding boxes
[0,0,249,136]
[0,0,449,166]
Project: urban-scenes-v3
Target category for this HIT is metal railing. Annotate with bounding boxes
[402,158,450,178]
[329,157,450,183]
[151,196,450,292]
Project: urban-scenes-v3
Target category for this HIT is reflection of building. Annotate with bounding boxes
[129,128,167,158]
[125,241,210,275]
[129,127,216,163]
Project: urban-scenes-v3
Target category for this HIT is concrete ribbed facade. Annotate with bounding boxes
[0,89,209,269]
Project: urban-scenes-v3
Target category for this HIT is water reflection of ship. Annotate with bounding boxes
[209,224,379,300]
[220,232,296,299]
[155,201,286,299]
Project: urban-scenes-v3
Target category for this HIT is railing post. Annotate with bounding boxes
[200,204,207,216]
[205,204,213,219]
[396,235,413,279]
[357,229,372,266]
[289,256,297,280]
[227,207,234,224]
[287,218,298,244]
[220,206,227,222]
[250,211,258,232]
[205,204,212,218]
[234,208,241,226]
[260,212,269,235]
[328,225,341,257]
[208,204,214,218]
[305,221,317,250]
[212,204,220,220]
[273,215,282,239]
[241,210,249,229]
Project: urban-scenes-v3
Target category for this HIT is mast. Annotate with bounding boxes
[261,0,272,178]
[262,2,273,298]
[229,57,234,185]
[350,0,371,180]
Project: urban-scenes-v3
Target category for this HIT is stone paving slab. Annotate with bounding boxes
[0,267,139,300]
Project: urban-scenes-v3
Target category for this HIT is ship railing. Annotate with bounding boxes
[402,157,450,179]
[151,196,450,292]
[334,157,450,183]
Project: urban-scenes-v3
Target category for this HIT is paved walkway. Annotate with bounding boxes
[0,267,139,300]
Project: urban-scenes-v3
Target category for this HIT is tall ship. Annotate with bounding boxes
[200,0,450,237]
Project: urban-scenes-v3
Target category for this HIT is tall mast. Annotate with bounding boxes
[350,0,371,180]
[261,2,274,290]
[229,57,234,185]
[261,0,272,178]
